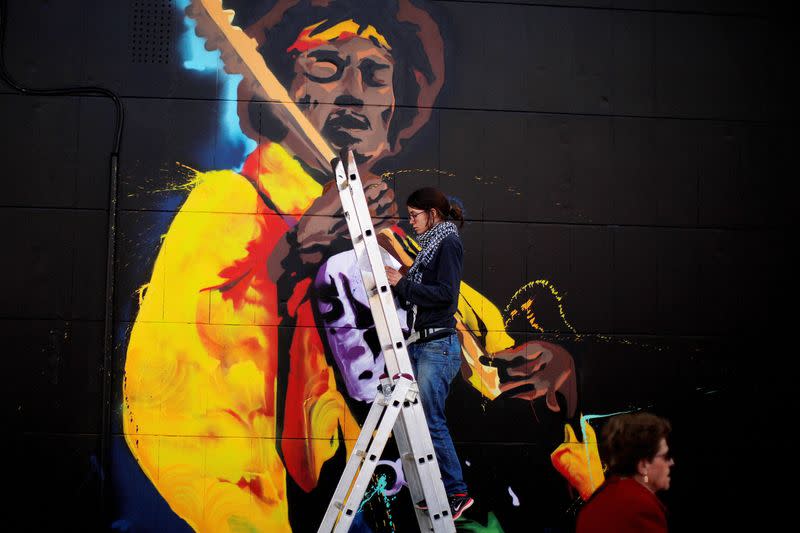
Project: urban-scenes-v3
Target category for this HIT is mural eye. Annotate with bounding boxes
[316,275,345,322]
[306,59,341,83]
[363,327,382,361]
[360,61,391,88]
[319,298,345,322]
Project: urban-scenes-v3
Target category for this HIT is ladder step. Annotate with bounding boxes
[370,284,390,296]
[402,452,435,462]
[383,341,405,351]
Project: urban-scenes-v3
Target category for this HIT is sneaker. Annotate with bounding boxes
[449,493,474,520]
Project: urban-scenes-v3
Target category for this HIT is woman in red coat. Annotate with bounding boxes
[577,412,675,533]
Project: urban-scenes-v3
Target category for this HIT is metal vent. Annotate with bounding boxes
[129,0,173,64]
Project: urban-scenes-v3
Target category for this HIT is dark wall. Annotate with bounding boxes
[2,1,788,531]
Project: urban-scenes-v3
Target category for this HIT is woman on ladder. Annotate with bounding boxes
[385,187,474,520]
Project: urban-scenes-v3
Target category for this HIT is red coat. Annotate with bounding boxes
[577,476,668,533]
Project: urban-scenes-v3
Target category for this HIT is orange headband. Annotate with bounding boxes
[287,19,392,53]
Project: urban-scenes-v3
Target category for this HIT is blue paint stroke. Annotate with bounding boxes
[90,454,105,482]
[175,0,256,170]
[111,519,132,532]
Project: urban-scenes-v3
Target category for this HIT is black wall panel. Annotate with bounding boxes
[1,0,87,90]
[0,94,115,209]
[5,319,103,433]
[0,95,81,207]
[0,209,107,319]
[11,432,104,530]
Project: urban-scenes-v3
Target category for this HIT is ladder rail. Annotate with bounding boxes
[334,153,413,378]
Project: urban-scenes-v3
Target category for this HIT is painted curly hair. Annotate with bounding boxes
[232,0,446,158]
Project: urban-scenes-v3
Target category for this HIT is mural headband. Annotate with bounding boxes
[287,19,392,54]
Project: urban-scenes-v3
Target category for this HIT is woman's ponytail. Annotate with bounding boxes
[448,203,464,228]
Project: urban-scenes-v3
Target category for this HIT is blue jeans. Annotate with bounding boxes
[407,333,468,495]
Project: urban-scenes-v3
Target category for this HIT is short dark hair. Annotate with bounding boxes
[601,412,671,476]
[407,187,464,227]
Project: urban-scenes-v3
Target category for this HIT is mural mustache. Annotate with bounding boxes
[322,106,372,149]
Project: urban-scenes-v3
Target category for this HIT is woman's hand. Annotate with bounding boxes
[384,266,403,286]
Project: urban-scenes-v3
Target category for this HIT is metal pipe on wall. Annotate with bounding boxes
[0,0,124,520]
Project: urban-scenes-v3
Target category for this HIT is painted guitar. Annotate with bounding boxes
[185,0,335,172]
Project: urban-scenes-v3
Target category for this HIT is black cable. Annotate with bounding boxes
[0,0,124,523]
[0,1,123,152]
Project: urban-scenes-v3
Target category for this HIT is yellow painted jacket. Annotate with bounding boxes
[123,142,515,531]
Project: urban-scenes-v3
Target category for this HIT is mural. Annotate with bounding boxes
[120,0,597,531]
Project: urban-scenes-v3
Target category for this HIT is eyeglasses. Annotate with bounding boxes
[408,209,426,220]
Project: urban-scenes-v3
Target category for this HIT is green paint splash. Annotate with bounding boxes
[456,512,504,532]
[357,474,396,530]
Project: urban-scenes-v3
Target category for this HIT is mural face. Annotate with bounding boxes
[288,30,396,164]
[120,1,597,531]
[315,249,409,402]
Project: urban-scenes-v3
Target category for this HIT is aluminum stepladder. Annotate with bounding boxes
[317,151,456,533]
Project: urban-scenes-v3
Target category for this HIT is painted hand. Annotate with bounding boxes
[480,340,577,416]
[268,175,398,280]
[296,176,397,265]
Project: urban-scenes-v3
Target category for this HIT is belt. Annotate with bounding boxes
[407,327,455,345]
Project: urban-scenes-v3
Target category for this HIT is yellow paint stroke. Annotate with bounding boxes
[550,415,605,500]
[380,168,456,179]
[503,279,578,333]
[473,174,522,196]
[503,280,666,351]
[125,162,203,197]
[154,162,203,193]
[136,283,149,307]
[552,410,637,500]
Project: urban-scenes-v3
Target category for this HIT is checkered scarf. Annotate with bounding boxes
[407,221,458,284]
